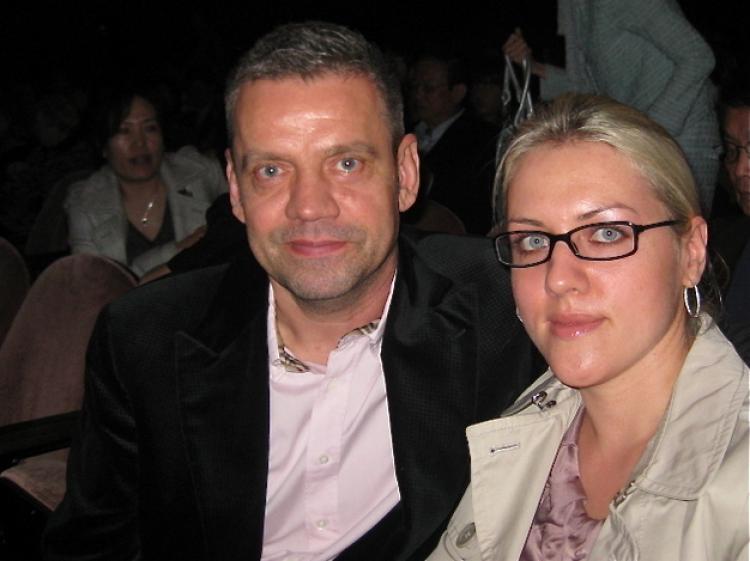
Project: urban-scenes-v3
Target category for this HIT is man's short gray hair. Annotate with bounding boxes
[225,21,404,147]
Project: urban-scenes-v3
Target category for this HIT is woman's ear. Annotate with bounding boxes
[681,216,708,287]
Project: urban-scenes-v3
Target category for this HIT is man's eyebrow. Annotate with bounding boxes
[240,150,281,172]
[323,143,379,158]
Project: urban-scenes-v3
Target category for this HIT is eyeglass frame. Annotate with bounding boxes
[494,219,681,268]
[723,140,750,164]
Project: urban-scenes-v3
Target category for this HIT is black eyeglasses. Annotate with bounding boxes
[495,220,680,268]
[724,141,750,164]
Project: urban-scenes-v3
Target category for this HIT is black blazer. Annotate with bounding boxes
[43,229,543,561]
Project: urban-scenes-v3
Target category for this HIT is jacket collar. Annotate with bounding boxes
[633,322,748,499]
[464,322,748,561]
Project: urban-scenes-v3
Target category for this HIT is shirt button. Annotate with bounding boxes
[318,454,330,465]
[316,519,328,529]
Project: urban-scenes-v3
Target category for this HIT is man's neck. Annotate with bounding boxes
[272,266,396,365]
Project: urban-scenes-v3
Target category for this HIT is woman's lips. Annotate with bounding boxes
[548,315,604,339]
[129,154,154,166]
[287,239,348,257]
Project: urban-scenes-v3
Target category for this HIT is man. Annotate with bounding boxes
[44,22,540,561]
[409,53,499,235]
[712,79,750,323]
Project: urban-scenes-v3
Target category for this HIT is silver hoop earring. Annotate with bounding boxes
[683,285,701,318]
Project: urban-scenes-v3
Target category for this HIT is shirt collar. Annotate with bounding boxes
[268,273,397,373]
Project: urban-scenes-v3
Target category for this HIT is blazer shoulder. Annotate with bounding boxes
[105,264,229,337]
[404,230,504,282]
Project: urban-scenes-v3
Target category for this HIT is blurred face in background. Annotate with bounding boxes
[723,106,750,215]
[409,58,465,128]
[105,96,164,184]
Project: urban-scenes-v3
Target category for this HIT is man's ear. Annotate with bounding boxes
[226,147,247,224]
[681,215,708,287]
[396,134,420,212]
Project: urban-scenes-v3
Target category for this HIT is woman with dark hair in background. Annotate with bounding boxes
[65,89,226,278]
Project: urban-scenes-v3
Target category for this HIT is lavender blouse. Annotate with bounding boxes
[520,409,603,561]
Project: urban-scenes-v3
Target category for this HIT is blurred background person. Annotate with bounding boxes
[65,88,226,278]
[711,76,750,323]
[409,51,499,234]
[503,0,720,215]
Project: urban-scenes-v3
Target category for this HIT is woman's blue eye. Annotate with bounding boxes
[591,226,624,243]
[519,234,549,252]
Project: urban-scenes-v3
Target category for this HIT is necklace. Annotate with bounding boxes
[141,199,156,224]
[140,184,162,225]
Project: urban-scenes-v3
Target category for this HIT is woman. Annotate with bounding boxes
[65,90,226,277]
[429,94,748,560]
[503,0,720,214]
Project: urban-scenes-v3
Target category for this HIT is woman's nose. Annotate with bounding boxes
[544,239,589,296]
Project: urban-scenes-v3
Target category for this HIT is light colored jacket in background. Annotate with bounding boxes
[65,146,227,277]
[541,0,720,213]
[428,321,748,561]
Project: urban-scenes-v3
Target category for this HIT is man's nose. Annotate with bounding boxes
[285,171,340,222]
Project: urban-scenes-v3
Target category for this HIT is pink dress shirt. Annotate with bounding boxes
[261,283,400,561]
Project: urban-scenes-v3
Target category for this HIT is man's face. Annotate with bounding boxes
[227,74,419,308]
[410,58,465,127]
[723,106,750,215]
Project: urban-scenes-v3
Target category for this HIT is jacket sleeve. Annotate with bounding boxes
[65,182,106,257]
[129,241,180,278]
[540,64,577,101]
[42,310,141,561]
[623,0,714,137]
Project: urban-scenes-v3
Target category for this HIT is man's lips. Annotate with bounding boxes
[287,239,348,257]
[548,314,604,339]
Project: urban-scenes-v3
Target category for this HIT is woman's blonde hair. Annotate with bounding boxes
[493,93,701,230]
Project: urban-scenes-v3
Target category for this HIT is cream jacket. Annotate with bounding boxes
[65,146,226,277]
[428,322,749,561]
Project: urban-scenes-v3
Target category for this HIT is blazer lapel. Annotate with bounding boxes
[175,256,271,561]
[381,242,481,561]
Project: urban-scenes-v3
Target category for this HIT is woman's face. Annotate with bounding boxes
[104,96,164,183]
[507,141,706,391]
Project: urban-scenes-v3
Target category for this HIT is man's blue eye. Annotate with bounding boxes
[259,165,279,178]
[337,158,359,172]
